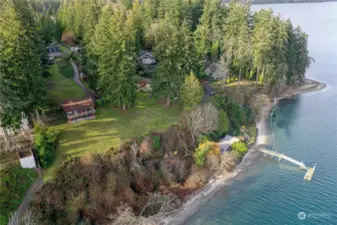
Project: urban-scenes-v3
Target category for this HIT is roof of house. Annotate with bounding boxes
[219,135,240,151]
[138,50,154,57]
[60,98,95,113]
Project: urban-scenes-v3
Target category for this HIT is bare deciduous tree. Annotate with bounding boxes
[219,151,240,172]
[111,205,156,225]
[130,141,141,172]
[182,103,219,142]
[140,192,182,220]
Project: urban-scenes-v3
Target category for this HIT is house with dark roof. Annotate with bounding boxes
[219,135,240,153]
[60,98,96,124]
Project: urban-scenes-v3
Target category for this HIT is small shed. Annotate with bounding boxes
[17,148,36,169]
[219,135,240,153]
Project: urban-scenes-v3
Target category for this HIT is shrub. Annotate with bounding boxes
[194,141,220,166]
[231,141,248,156]
[34,124,58,168]
[42,70,51,78]
[96,98,104,106]
[184,165,210,187]
[219,110,230,134]
[197,134,210,145]
[152,135,161,150]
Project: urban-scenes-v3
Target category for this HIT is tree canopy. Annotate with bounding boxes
[1,0,312,121]
[0,0,46,128]
[181,72,203,109]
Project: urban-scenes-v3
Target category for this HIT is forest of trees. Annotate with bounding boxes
[252,0,337,4]
[56,0,312,107]
[0,0,312,130]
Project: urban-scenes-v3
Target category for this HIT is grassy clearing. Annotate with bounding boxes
[44,92,182,181]
[56,59,74,79]
[0,164,37,225]
[47,59,84,103]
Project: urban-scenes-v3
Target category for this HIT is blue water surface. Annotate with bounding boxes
[186,3,337,225]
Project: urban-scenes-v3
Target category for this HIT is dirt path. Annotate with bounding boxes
[70,60,96,101]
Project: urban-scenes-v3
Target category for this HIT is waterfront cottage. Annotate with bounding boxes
[60,98,96,124]
[219,135,240,153]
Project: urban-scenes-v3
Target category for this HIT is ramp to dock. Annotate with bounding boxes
[259,149,315,181]
[259,149,307,169]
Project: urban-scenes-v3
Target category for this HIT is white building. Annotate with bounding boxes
[18,148,36,168]
[219,135,240,153]
[137,51,156,65]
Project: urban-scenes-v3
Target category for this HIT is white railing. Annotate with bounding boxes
[67,109,95,119]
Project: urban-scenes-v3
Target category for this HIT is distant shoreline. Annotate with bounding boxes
[160,78,326,225]
[252,0,337,5]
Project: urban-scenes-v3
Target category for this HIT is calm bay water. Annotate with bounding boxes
[187,3,337,225]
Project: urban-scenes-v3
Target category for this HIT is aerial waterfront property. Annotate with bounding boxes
[1,1,336,225]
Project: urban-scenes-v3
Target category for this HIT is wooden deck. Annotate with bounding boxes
[304,164,316,181]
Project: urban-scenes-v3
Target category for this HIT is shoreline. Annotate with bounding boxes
[160,78,326,225]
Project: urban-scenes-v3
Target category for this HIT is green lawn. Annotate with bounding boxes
[82,80,91,91]
[47,59,84,103]
[56,59,74,79]
[44,92,182,181]
[0,164,37,225]
[60,45,72,59]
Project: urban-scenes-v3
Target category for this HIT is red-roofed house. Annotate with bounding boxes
[60,98,96,124]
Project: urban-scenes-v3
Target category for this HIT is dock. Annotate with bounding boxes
[304,164,316,181]
[259,149,315,181]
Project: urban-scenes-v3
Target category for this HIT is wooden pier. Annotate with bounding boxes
[304,164,316,181]
[259,149,315,181]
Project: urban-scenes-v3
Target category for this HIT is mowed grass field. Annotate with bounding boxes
[44,92,182,181]
[47,59,84,103]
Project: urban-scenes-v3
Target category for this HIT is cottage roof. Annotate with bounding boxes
[60,98,95,113]
[138,50,153,57]
[219,135,240,151]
